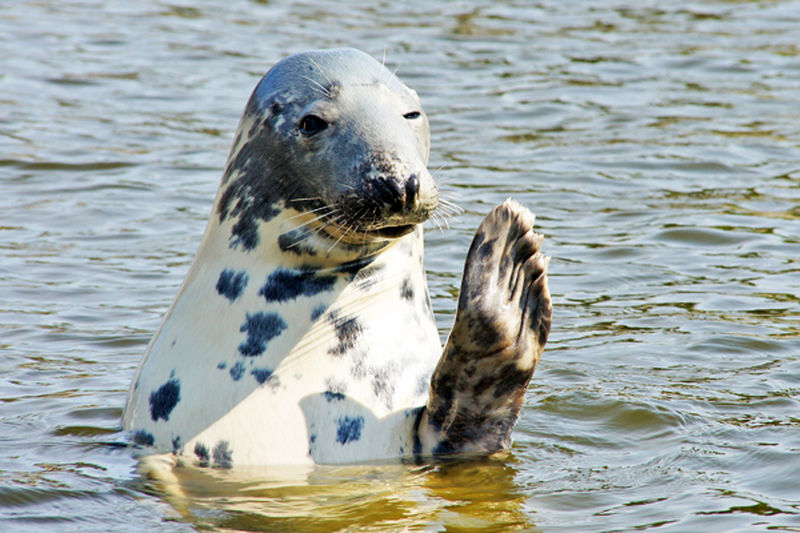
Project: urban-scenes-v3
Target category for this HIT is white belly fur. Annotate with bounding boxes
[123,213,441,466]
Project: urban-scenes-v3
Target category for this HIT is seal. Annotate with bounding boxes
[123,48,552,467]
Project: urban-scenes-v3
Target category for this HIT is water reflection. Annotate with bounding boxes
[142,458,536,532]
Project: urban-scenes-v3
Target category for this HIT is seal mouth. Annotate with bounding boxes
[368,224,416,239]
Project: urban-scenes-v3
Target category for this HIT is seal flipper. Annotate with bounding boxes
[416,200,552,457]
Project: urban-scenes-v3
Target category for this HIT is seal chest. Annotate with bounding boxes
[123,48,552,467]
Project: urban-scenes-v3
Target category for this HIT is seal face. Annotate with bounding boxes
[123,48,552,468]
[218,48,437,252]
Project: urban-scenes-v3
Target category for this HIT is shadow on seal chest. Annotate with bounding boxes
[123,47,552,468]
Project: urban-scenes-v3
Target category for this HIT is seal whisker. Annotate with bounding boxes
[305,56,335,89]
[289,196,326,203]
[327,219,355,252]
[279,209,341,251]
[283,203,334,223]
[430,168,460,189]
[301,75,332,98]
[306,212,346,242]
[341,205,373,246]
[429,202,462,232]
[284,208,338,231]
[428,213,447,233]
[439,199,464,216]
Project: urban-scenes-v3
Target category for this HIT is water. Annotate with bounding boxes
[2,1,799,531]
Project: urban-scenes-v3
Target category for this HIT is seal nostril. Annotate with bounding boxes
[406,174,419,207]
[377,177,405,212]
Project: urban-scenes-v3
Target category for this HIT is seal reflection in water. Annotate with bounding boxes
[123,48,552,467]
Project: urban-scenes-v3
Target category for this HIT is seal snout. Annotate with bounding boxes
[378,173,420,214]
[345,151,438,232]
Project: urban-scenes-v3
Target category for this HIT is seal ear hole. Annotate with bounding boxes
[403,111,421,120]
[299,115,329,136]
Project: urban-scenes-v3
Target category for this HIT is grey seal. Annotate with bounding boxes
[122,48,551,467]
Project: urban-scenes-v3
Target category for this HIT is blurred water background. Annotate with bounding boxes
[2,1,799,531]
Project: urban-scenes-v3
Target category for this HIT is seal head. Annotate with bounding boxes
[219,48,438,253]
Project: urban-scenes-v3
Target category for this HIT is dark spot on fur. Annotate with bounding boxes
[433,410,496,457]
[464,313,503,350]
[216,137,285,251]
[327,311,363,356]
[464,364,477,378]
[431,439,458,457]
[213,441,233,468]
[498,255,512,280]
[422,286,435,320]
[350,352,367,379]
[251,367,274,384]
[335,256,376,277]
[325,378,347,396]
[428,373,455,431]
[400,277,414,300]
[417,372,432,395]
[217,184,235,222]
[260,268,337,302]
[308,434,316,456]
[473,374,495,397]
[477,240,495,259]
[278,227,317,256]
[230,361,245,380]
[149,378,180,422]
[324,390,345,402]
[217,361,227,370]
[411,406,425,460]
[493,363,532,399]
[248,117,260,138]
[216,269,249,301]
[432,373,455,404]
[352,264,385,291]
[336,416,364,444]
[460,230,490,306]
[311,303,328,321]
[534,290,553,346]
[133,430,154,446]
[238,312,287,356]
[433,440,457,456]
[172,436,182,454]
[194,442,210,466]
[472,230,486,249]
[325,81,342,98]
[372,367,396,410]
[231,214,273,251]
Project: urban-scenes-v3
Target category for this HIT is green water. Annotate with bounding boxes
[2,1,799,531]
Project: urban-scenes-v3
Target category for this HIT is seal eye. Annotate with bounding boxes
[299,115,328,136]
[403,111,421,120]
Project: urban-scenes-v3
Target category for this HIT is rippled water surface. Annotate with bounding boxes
[2,1,800,531]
